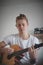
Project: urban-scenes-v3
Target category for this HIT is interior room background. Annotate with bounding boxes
[0,0,43,41]
[0,0,43,62]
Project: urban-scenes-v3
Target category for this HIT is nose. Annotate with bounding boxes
[20,25,23,29]
[20,25,23,28]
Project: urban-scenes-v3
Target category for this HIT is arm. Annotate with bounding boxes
[29,45,37,59]
[0,41,14,56]
[29,36,39,64]
[0,41,7,48]
[29,45,38,64]
[0,41,7,53]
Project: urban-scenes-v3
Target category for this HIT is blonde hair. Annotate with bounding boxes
[16,14,28,24]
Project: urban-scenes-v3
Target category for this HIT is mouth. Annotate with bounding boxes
[20,29,24,32]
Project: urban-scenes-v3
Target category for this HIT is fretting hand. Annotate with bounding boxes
[28,45,37,60]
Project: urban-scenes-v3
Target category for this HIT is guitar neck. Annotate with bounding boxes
[34,43,43,49]
[7,43,43,59]
[7,48,28,59]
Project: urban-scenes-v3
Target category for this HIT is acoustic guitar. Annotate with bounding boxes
[1,43,43,65]
[2,45,22,65]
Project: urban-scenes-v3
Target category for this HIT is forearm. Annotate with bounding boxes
[0,41,6,53]
[29,52,36,64]
[0,41,6,48]
[29,52,36,59]
[29,47,38,64]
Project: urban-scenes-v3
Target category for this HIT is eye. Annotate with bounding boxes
[17,24,21,27]
[22,24,24,26]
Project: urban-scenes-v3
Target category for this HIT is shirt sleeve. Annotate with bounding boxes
[33,37,39,45]
[3,34,15,45]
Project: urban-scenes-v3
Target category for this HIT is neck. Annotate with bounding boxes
[19,32,30,40]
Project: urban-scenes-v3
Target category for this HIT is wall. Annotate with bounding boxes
[0,0,43,41]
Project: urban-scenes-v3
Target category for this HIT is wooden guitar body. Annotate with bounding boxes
[2,45,22,65]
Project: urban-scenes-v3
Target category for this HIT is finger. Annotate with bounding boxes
[8,48,14,54]
[28,47,31,51]
[30,45,35,53]
[31,44,34,50]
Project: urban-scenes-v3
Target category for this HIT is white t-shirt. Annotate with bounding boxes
[3,34,39,63]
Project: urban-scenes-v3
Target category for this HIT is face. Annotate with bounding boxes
[16,19,29,34]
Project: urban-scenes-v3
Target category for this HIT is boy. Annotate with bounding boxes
[0,14,39,65]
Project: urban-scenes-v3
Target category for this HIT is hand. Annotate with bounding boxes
[0,41,6,48]
[1,47,14,55]
[6,48,14,54]
[28,45,37,60]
